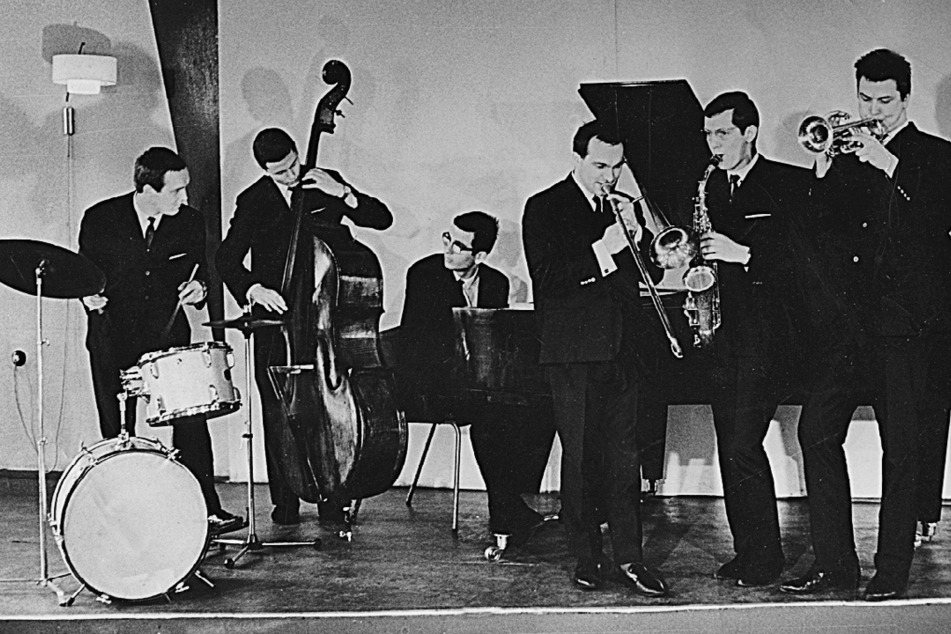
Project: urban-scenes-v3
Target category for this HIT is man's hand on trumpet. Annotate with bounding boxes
[850,131,899,175]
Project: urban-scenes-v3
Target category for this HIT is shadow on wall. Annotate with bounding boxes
[935,73,951,139]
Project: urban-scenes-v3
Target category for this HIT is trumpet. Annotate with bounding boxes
[798,110,886,156]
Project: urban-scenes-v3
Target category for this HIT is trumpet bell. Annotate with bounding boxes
[798,115,833,154]
[651,227,696,270]
[683,264,716,293]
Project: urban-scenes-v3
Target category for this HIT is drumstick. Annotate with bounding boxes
[159,263,200,347]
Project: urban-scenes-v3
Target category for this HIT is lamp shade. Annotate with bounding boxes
[52,54,117,95]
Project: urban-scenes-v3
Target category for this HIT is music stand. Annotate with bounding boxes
[0,240,105,605]
[205,307,320,568]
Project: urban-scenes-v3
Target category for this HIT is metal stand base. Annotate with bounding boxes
[210,312,321,568]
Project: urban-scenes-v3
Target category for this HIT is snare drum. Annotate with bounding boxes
[49,436,208,602]
[132,342,241,426]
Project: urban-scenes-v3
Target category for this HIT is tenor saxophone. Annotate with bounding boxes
[682,157,721,348]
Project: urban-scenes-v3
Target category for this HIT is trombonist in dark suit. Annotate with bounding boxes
[216,127,392,526]
[399,212,554,542]
[782,49,951,601]
[698,92,814,587]
[522,120,668,596]
[79,146,241,533]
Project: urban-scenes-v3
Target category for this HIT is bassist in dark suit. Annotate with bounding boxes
[216,127,392,526]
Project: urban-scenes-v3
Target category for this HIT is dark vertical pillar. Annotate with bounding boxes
[149,0,224,333]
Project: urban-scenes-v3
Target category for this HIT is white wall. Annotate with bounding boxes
[2,1,950,501]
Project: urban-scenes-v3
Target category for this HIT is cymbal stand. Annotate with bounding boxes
[212,308,320,567]
[0,261,69,604]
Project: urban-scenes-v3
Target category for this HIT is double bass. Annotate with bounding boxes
[268,60,407,523]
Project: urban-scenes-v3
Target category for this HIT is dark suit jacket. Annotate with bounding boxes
[811,122,951,338]
[522,174,661,366]
[216,168,392,306]
[400,253,509,367]
[78,192,207,365]
[704,156,813,360]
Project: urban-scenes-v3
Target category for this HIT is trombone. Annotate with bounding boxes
[605,193,685,359]
[798,110,886,156]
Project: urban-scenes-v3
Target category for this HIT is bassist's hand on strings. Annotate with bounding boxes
[247,283,288,314]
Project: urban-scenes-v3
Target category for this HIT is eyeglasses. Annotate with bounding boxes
[442,231,474,254]
[702,126,739,141]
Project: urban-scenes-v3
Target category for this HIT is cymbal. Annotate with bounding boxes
[0,239,105,299]
[203,315,285,331]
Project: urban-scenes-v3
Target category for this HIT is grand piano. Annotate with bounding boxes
[392,80,716,490]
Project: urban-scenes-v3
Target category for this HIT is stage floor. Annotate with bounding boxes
[2,478,951,632]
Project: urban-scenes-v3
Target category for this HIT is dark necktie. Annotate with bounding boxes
[145,216,156,250]
[729,174,740,200]
[593,196,603,214]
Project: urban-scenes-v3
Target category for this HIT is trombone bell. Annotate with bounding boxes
[651,226,696,270]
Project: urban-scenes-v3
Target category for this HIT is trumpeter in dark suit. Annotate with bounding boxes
[522,120,668,596]
[79,146,242,534]
[781,49,951,601]
[398,212,555,541]
[697,91,813,587]
[216,127,392,526]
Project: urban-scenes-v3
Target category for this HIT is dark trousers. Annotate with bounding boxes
[469,403,556,533]
[916,337,951,524]
[547,359,643,567]
[799,337,932,583]
[88,335,222,515]
[256,332,302,513]
[709,359,784,569]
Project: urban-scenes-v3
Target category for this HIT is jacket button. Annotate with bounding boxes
[852,255,860,263]
[145,270,150,276]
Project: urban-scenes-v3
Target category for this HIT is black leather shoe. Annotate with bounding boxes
[617,562,669,597]
[271,505,301,526]
[780,566,860,595]
[863,572,906,601]
[573,560,604,590]
[209,509,245,535]
[714,556,745,581]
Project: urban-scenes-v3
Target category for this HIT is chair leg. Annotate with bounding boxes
[406,423,438,507]
[450,421,461,533]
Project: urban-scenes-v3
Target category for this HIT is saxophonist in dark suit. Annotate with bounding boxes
[522,120,668,596]
[698,92,812,587]
[781,48,951,601]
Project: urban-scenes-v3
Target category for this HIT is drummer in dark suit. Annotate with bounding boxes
[522,120,668,596]
[216,127,392,526]
[781,48,951,601]
[79,146,242,534]
[398,211,555,541]
[698,91,812,587]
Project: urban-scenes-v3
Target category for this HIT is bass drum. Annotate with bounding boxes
[49,436,209,601]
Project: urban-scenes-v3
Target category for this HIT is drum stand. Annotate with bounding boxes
[0,265,70,604]
[212,311,321,568]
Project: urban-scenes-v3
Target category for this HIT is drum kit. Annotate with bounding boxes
[0,239,317,606]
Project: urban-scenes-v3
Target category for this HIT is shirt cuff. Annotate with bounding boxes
[592,240,618,277]
[885,154,899,179]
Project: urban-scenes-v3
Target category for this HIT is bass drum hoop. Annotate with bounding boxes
[50,436,209,602]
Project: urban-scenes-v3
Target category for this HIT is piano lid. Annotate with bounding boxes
[579,79,709,226]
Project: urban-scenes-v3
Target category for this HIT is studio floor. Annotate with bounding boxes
[2,476,951,633]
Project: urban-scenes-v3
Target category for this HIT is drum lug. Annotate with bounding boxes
[203,348,213,368]
[155,396,166,415]
[226,351,236,369]
[208,385,220,405]
[95,593,113,605]
[149,362,160,379]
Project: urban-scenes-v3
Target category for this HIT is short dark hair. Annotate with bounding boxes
[572,120,623,158]
[453,211,499,255]
[703,91,760,132]
[133,147,187,193]
[855,48,911,99]
[252,127,298,168]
